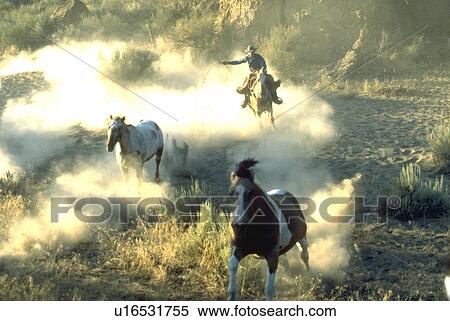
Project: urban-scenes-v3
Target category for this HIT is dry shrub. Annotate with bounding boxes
[108,47,159,83]
[427,124,450,171]
[383,163,448,220]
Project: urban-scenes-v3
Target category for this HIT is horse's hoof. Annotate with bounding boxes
[155,177,161,183]
[227,294,236,301]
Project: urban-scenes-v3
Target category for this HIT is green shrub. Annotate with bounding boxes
[84,0,218,41]
[54,14,102,40]
[99,12,134,38]
[363,35,429,78]
[427,123,450,171]
[166,13,223,58]
[108,47,159,82]
[0,3,54,53]
[97,0,155,21]
[149,0,217,33]
[383,163,448,220]
[53,0,155,40]
[55,13,135,41]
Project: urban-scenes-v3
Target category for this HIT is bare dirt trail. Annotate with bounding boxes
[315,96,450,185]
[315,97,450,194]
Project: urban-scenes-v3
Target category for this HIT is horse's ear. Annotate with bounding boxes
[109,115,113,120]
[121,116,126,122]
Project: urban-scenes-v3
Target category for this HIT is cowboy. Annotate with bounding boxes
[221,45,282,108]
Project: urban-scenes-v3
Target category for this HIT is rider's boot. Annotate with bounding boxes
[240,95,249,108]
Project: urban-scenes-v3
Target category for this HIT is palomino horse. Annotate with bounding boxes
[106,116,164,183]
[227,158,309,300]
[248,72,278,128]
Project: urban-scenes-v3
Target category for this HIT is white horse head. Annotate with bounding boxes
[106,115,126,152]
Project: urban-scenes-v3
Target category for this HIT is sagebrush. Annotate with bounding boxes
[383,163,448,220]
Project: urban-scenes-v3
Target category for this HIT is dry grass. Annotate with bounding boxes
[427,124,450,171]
[96,202,233,299]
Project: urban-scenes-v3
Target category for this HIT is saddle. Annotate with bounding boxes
[238,72,282,104]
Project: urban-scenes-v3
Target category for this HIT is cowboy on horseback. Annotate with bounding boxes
[221,45,282,109]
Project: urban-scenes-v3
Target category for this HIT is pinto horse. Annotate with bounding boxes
[227,158,309,300]
[106,116,164,183]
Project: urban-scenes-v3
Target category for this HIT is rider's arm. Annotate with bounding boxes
[259,56,267,73]
[223,56,247,65]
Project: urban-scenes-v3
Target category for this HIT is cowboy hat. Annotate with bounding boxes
[245,45,257,53]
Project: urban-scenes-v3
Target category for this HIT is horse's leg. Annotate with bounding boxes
[265,249,279,301]
[120,165,129,183]
[270,108,276,129]
[258,112,263,129]
[297,237,310,271]
[155,147,163,183]
[227,246,241,300]
[136,163,144,186]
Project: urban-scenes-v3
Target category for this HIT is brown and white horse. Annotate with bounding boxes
[227,158,309,300]
[106,116,164,183]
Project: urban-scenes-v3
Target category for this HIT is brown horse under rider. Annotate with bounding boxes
[221,45,282,108]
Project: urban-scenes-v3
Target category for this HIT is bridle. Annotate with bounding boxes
[108,121,124,146]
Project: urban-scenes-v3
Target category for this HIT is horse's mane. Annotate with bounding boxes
[234,159,279,222]
[235,158,258,181]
